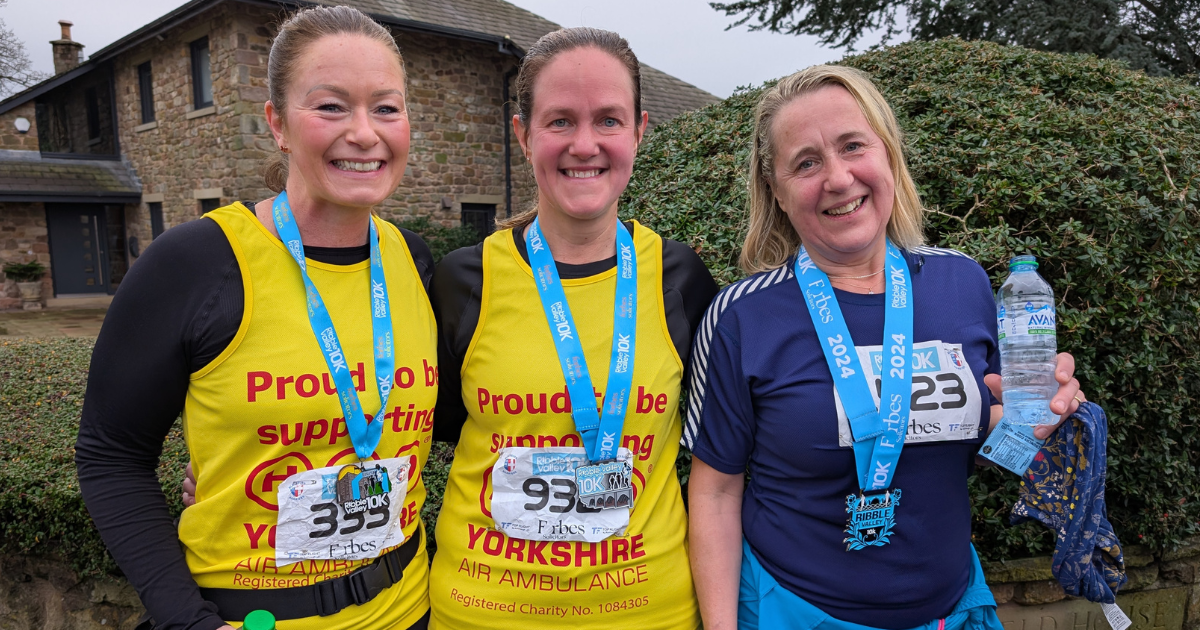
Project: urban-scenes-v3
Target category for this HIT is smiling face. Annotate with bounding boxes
[516,46,648,225]
[266,34,409,213]
[770,85,895,267]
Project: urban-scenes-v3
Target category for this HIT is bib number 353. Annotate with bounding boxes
[274,458,409,565]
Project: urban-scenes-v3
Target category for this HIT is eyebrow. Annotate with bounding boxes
[305,85,404,98]
[784,130,868,162]
[308,84,348,96]
[540,105,629,119]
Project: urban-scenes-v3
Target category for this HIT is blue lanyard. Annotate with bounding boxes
[795,241,913,491]
[272,192,395,461]
[525,218,637,462]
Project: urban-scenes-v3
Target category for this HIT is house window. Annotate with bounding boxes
[137,61,154,124]
[149,202,164,238]
[85,86,100,140]
[462,203,496,236]
[190,37,213,109]
[199,198,221,214]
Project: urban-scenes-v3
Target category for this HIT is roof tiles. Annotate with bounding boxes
[0,150,141,197]
[326,0,721,125]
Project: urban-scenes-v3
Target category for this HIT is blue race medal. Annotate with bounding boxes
[271,192,395,462]
[844,489,902,550]
[525,218,637,509]
[794,241,914,550]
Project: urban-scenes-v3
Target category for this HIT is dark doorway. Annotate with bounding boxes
[45,204,128,296]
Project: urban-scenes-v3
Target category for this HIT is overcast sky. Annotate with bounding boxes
[1,0,865,98]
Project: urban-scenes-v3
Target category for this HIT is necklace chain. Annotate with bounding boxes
[826,267,885,280]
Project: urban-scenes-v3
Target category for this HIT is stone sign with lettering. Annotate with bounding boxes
[998,587,1189,630]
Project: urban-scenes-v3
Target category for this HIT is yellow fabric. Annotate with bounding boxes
[178,203,437,628]
[429,222,700,629]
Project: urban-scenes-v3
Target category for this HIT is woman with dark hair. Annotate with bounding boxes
[685,65,1084,630]
[426,27,717,629]
[77,7,436,628]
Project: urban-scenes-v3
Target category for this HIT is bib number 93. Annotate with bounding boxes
[490,446,632,542]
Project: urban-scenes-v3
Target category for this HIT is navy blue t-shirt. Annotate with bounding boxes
[685,247,1001,629]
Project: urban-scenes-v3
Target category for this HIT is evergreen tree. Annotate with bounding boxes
[711,0,1198,77]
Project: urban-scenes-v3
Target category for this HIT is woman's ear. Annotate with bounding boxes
[265,100,287,151]
[513,114,530,160]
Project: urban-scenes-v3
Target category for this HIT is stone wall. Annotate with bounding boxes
[8,542,1200,629]
[0,104,39,151]
[110,4,532,239]
[0,202,52,309]
[113,3,265,240]
[987,542,1200,630]
[0,554,143,630]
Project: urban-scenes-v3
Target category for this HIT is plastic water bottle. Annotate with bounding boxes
[241,610,275,630]
[997,255,1057,426]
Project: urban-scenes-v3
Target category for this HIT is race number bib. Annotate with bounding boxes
[275,458,409,566]
[491,447,633,543]
[836,340,982,446]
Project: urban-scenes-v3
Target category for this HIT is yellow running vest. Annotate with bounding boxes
[428,222,701,629]
[178,203,437,628]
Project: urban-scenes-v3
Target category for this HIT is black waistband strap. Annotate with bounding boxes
[199,525,422,621]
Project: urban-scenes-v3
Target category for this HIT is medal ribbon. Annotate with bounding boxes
[525,218,637,462]
[795,241,913,491]
[272,191,395,460]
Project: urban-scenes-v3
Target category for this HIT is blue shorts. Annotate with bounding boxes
[738,539,1004,630]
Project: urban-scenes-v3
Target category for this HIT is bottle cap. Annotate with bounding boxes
[242,610,276,630]
[1009,255,1038,270]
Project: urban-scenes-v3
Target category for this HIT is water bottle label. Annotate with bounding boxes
[998,302,1056,340]
[980,416,1045,475]
[834,340,983,446]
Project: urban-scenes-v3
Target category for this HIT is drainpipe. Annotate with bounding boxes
[503,65,518,217]
[499,36,521,218]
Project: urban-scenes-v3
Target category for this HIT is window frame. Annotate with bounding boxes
[84,86,100,140]
[189,37,213,109]
[461,203,497,237]
[137,61,155,124]
[148,202,164,239]
[199,198,221,215]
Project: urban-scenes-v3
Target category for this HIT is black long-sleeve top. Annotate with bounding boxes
[429,222,719,442]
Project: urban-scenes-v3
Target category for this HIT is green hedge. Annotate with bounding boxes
[623,38,1200,560]
[0,337,457,575]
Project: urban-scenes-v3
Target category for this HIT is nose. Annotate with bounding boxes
[344,107,380,149]
[823,155,854,192]
[568,124,601,160]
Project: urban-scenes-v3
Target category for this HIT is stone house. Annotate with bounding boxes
[0,0,719,308]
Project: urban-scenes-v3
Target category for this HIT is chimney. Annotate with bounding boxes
[50,20,85,75]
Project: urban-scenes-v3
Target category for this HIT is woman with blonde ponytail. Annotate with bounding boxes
[78,6,437,628]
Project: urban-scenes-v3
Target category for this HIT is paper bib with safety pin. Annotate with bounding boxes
[491,447,634,542]
[834,340,983,447]
[275,459,410,564]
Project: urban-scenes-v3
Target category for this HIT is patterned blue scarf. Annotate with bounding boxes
[1010,402,1127,603]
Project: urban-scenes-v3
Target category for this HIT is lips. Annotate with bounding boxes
[825,196,866,217]
[331,159,384,172]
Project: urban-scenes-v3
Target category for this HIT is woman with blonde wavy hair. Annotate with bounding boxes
[684,65,1085,630]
